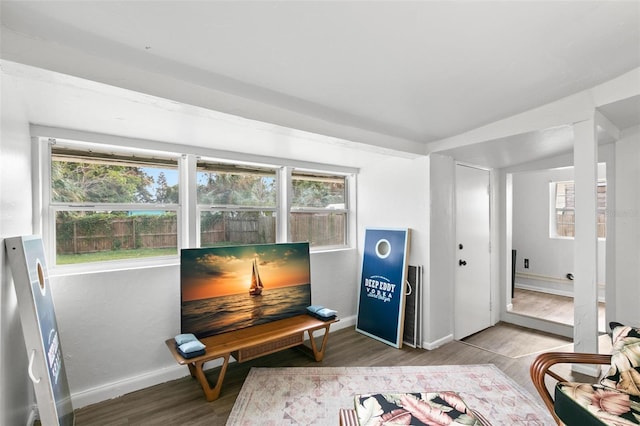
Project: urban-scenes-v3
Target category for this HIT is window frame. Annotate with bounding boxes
[41,138,183,269]
[289,169,350,249]
[34,128,357,273]
[195,158,279,247]
[549,179,607,240]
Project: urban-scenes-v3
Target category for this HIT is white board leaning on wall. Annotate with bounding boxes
[5,236,74,426]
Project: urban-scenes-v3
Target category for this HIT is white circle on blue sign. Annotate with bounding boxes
[36,260,46,296]
[375,239,391,259]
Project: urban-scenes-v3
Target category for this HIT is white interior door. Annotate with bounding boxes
[455,164,491,339]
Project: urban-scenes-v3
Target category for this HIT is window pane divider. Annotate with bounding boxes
[201,205,276,211]
[291,207,347,213]
[52,203,179,210]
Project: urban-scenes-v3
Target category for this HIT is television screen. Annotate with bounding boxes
[180,242,311,338]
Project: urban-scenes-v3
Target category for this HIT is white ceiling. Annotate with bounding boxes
[1,1,640,164]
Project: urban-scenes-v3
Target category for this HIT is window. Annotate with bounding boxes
[48,142,180,265]
[196,161,277,246]
[290,171,347,247]
[552,180,606,238]
[39,132,355,269]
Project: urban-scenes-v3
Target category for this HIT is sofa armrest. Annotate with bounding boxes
[530,352,612,425]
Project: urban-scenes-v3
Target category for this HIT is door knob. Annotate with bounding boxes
[459,259,467,266]
[458,243,463,250]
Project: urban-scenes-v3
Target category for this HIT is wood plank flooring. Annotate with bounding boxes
[70,324,599,425]
[510,288,607,332]
[461,322,573,358]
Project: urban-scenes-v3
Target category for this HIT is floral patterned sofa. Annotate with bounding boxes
[530,322,640,425]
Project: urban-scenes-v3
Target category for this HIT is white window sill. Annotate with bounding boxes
[49,255,180,277]
[48,246,355,277]
[549,236,606,242]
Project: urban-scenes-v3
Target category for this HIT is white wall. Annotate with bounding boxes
[512,166,607,299]
[357,154,430,266]
[425,153,455,348]
[1,68,37,426]
[0,62,431,416]
[614,125,640,326]
[431,69,639,341]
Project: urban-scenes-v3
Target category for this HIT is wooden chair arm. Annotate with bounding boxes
[530,352,612,425]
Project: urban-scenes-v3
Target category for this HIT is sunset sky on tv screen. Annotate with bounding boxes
[181,243,311,301]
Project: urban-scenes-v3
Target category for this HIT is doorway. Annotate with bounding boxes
[508,166,607,333]
[454,164,491,339]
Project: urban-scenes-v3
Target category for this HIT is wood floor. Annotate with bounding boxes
[510,288,607,332]
[70,324,595,425]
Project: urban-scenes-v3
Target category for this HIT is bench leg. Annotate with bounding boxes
[306,325,332,361]
[187,362,197,378]
[190,353,231,402]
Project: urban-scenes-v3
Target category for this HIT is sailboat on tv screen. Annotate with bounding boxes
[249,258,264,296]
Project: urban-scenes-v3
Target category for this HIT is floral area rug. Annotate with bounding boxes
[226,364,554,425]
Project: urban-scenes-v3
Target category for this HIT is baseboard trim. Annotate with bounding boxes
[72,315,357,409]
[333,315,356,330]
[515,283,606,304]
[71,364,188,409]
[422,334,453,350]
[516,283,573,298]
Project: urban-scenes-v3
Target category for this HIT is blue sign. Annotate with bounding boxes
[356,228,411,348]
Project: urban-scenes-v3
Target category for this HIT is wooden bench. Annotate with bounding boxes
[165,314,338,401]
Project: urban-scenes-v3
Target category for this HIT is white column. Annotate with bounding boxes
[504,171,513,310]
[181,154,198,248]
[277,166,292,243]
[572,116,599,372]
[603,143,616,331]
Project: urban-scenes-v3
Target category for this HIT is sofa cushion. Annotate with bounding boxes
[354,391,489,425]
[556,382,640,425]
[601,323,640,396]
